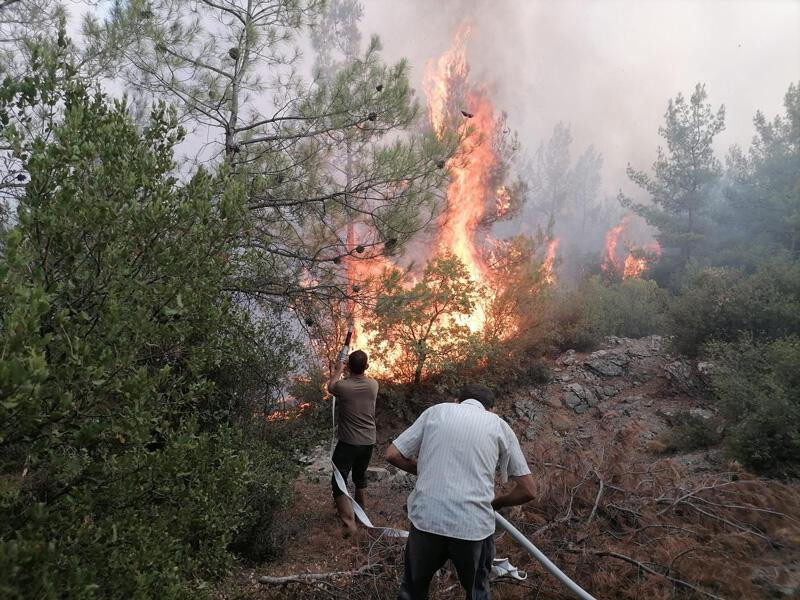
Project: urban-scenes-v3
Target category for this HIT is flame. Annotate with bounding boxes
[603,216,661,279]
[602,216,630,274]
[423,23,471,138]
[424,22,498,332]
[541,238,559,285]
[336,22,516,377]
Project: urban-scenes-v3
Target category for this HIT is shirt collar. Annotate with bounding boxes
[461,398,485,410]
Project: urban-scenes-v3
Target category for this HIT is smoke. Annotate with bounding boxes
[361,0,800,199]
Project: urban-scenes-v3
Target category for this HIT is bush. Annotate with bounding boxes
[662,411,720,452]
[524,359,553,384]
[0,71,298,597]
[669,259,800,356]
[551,276,668,350]
[706,335,800,477]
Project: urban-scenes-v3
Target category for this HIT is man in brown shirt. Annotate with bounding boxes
[327,350,379,537]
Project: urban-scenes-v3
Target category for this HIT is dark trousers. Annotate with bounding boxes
[398,525,495,600]
[330,440,374,498]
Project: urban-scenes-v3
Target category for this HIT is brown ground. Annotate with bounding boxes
[220,336,800,600]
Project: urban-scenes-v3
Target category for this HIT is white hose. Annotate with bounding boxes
[494,512,597,600]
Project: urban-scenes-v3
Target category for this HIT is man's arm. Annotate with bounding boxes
[386,443,418,476]
[326,361,345,393]
[491,474,536,510]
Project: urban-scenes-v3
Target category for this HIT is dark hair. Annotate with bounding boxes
[458,383,495,409]
[348,350,368,375]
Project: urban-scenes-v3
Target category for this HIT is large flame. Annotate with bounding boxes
[603,215,661,279]
[541,238,560,285]
[341,23,521,376]
[424,22,498,332]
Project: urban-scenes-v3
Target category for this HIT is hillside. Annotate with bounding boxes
[224,337,800,600]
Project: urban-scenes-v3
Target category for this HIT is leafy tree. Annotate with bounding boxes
[85,0,453,312]
[621,83,725,261]
[0,49,296,598]
[366,254,479,385]
[724,82,800,254]
[572,144,603,236]
[526,121,573,225]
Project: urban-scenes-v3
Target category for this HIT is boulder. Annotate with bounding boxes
[562,383,598,413]
[585,350,629,378]
[663,359,699,394]
[365,466,389,482]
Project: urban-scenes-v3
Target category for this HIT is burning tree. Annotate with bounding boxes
[366,254,480,385]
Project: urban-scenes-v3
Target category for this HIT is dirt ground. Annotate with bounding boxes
[220,336,800,600]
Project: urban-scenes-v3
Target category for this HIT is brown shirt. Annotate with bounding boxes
[330,374,379,445]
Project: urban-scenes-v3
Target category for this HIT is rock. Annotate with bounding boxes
[513,399,538,421]
[562,383,598,414]
[389,470,416,490]
[663,359,699,394]
[365,466,389,482]
[689,407,714,420]
[585,350,629,378]
[557,349,577,366]
[524,425,538,440]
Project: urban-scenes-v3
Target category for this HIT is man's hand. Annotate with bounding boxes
[326,361,345,393]
[386,443,418,476]
[492,474,535,511]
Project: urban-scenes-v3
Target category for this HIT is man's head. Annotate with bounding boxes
[458,383,495,410]
[347,350,368,375]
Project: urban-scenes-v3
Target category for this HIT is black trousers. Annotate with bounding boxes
[398,525,495,600]
[330,440,374,498]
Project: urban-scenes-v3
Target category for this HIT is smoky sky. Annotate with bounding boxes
[361,0,800,197]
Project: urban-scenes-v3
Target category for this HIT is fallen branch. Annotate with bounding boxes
[587,470,605,525]
[259,563,382,585]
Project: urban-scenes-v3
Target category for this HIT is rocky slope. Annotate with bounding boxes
[225,336,800,600]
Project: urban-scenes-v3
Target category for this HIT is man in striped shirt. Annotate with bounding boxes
[386,384,535,600]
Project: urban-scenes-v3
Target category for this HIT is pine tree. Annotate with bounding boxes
[620,83,725,260]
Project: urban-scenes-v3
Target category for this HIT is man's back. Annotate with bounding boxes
[331,374,378,445]
[393,399,529,541]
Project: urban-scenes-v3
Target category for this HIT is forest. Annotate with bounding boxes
[1,1,798,599]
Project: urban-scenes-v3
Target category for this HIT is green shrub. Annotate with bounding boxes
[706,335,800,477]
[664,412,720,451]
[669,260,800,356]
[551,276,668,350]
[0,69,297,598]
[524,359,552,384]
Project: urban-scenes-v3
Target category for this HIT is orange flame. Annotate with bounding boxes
[602,216,630,274]
[541,238,559,285]
[604,216,660,279]
[339,22,515,376]
[423,22,499,332]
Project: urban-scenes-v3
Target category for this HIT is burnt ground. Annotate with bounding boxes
[219,336,800,600]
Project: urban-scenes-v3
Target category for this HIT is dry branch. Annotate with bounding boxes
[259,563,382,585]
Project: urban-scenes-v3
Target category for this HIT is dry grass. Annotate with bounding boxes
[248,423,800,599]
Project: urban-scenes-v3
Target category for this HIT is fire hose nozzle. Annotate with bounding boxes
[337,345,350,364]
[338,329,353,364]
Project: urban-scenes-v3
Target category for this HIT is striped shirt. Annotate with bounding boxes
[393,399,531,541]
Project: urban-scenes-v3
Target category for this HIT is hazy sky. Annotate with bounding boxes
[361,0,800,196]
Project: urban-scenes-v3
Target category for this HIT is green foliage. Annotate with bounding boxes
[707,335,800,477]
[523,359,552,385]
[366,254,480,384]
[668,259,800,356]
[663,412,720,452]
[621,83,725,261]
[723,82,800,255]
[552,276,668,350]
[0,65,296,598]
